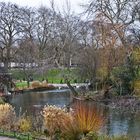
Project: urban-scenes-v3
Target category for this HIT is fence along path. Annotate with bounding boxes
[0,129,46,140]
[0,136,17,140]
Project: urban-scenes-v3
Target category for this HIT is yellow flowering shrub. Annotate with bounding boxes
[17,117,32,132]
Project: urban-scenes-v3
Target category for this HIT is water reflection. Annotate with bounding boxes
[104,109,140,137]
[10,89,71,115]
[10,90,140,137]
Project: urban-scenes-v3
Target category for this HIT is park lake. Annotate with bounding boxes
[10,89,140,138]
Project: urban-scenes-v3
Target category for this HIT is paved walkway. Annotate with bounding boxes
[0,136,17,140]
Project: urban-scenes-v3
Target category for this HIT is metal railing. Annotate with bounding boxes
[0,129,46,140]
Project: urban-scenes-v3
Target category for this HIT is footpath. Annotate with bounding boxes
[0,136,17,140]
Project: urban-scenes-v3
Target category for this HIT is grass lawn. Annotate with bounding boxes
[16,81,28,88]
[11,68,82,88]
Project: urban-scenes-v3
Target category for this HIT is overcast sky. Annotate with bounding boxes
[0,0,88,13]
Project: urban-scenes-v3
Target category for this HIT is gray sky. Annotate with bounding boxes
[0,0,88,13]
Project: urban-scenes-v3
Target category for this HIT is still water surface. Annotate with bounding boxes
[10,90,140,137]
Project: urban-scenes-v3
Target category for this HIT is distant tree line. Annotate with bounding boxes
[0,0,140,93]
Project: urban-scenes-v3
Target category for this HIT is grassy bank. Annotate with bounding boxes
[10,68,81,83]
[10,68,82,88]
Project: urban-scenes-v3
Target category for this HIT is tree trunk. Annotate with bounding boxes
[103,86,112,99]
[66,80,78,96]
[4,61,9,73]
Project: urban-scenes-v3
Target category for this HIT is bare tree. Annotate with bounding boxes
[36,7,53,60]
[20,6,36,42]
[47,0,81,69]
[127,2,140,46]
[0,2,22,72]
[15,38,38,87]
[77,20,99,83]
[86,0,139,48]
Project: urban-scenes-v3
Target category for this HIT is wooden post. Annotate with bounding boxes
[28,133,30,140]
[2,129,4,134]
[13,131,16,137]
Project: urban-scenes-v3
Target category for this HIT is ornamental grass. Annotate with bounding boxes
[43,102,104,139]
[74,102,103,134]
